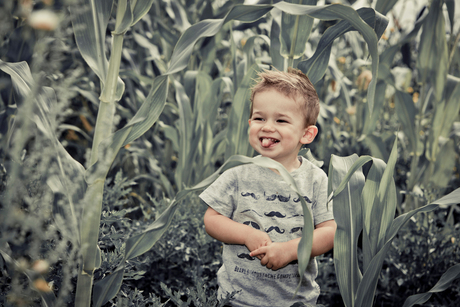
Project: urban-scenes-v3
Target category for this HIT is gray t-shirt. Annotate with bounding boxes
[199,156,333,307]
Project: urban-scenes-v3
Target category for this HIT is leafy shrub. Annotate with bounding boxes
[377,208,460,306]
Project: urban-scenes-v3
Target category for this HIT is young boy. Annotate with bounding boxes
[199,68,336,306]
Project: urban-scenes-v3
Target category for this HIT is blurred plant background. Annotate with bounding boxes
[0,0,459,306]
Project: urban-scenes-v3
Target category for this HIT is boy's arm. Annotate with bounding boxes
[250,219,337,270]
[203,207,272,256]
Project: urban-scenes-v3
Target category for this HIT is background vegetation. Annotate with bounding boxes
[0,0,459,306]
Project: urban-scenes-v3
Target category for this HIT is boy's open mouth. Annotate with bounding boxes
[260,137,279,148]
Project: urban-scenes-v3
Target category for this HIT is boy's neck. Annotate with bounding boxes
[269,155,301,173]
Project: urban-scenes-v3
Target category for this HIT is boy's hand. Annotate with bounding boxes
[244,229,272,260]
[250,241,297,271]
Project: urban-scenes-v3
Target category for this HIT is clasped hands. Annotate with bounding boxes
[244,229,297,271]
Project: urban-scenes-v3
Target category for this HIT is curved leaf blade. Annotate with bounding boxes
[298,7,388,85]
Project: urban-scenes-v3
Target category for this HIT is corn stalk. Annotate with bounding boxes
[70,0,156,306]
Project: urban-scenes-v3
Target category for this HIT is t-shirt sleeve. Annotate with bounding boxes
[312,172,334,225]
[199,168,238,219]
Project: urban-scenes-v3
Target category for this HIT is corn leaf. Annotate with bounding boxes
[166,1,384,114]
[0,60,85,242]
[394,90,420,156]
[85,75,169,184]
[270,18,285,71]
[242,35,270,70]
[328,155,373,198]
[174,79,193,189]
[114,0,133,35]
[425,139,456,188]
[298,7,388,85]
[329,154,365,307]
[403,263,460,307]
[362,80,387,136]
[70,0,125,101]
[131,0,156,26]
[280,0,317,61]
[379,10,427,66]
[374,0,398,15]
[92,267,125,307]
[225,64,260,160]
[426,75,460,161]
[417,0,448,102]
[361,158,386,269]
[356,187,460,307]
[368,139,398,259]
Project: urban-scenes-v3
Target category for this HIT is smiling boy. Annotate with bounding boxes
[200,68,336,306]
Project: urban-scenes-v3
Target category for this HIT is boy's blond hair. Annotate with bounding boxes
[250,67,320,127]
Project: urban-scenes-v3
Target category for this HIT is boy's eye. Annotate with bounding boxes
[253,117,263,121]
[277,119,288,123]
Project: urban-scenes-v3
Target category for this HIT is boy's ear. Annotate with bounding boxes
[300,125,318,145]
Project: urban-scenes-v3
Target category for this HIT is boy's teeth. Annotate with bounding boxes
[261,138,277,148]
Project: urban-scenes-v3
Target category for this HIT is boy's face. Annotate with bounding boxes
[248,88,318,170]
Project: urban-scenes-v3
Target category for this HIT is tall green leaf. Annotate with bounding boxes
[70,0,125,101]
[329,154,365,307]
[394,90,420,156]
[270,18,285,71]
[417,0,448,102]
[280,0,317,63]
[225,64,260,160]
[426,75,460,161]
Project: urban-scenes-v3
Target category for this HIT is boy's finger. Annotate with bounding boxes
[250,246,266,257]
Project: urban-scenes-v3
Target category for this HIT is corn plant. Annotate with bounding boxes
[328,138,460,307]
[1,0,390,306]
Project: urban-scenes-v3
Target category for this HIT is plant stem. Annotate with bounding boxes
[76,32,125,307]
[90,33,124,165]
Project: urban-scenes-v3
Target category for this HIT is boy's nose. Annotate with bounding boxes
[261,122,275,132]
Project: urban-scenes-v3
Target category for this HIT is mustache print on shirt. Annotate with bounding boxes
[264,211,286,218]
[243,221,261,230]
[293,196,312,203]
[264,193,291,202]
[265,226,285,234]
[237,253,256,261]
[241,192,260,200]
[290,227,303,233]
